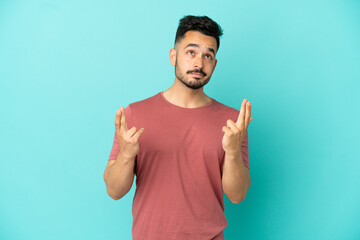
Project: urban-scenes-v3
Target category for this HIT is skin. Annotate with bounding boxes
[115,106,144,159]
[221,98,252,203]
[105,30,253,203]
[164,30,218,108]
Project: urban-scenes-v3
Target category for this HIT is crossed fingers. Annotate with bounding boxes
[236,99,252,130]
[115,106,128,134]
[115,106,144,141]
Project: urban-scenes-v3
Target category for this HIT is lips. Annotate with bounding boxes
[189,72,204,77]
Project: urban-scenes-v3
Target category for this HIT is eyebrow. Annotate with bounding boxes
[185,43,216,55]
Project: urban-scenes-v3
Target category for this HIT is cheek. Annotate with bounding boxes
[178,58,190,70]
[205,62,215,72]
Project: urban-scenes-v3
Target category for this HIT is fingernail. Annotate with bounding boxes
[116,110,120,114]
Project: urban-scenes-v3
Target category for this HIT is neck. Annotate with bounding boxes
[162,79,212,108]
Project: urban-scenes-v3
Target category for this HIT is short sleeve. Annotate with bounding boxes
[108,105,134,161]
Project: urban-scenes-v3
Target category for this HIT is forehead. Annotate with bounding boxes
[178,30,217,52]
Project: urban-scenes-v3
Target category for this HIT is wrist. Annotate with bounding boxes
[118,152,136,162]
[225,149,242,160]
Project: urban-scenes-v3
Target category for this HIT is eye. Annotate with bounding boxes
[205,54,213,60]
[187,50,195,55]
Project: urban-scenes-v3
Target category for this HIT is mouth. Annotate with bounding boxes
[189,72,204,78]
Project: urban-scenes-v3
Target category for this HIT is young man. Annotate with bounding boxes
[104,15,253,240]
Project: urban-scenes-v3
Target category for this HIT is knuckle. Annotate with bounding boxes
[119,133,126,140]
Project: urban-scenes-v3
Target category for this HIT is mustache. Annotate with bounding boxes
[187,69,207,76]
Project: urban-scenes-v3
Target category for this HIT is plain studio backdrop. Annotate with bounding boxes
[0,0,359,239]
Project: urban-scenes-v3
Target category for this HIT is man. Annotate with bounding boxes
[104,15,253,240]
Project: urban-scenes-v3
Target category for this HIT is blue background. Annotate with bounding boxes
[1,0,359,239]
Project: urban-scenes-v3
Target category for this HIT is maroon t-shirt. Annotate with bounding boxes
[108,92,249,240]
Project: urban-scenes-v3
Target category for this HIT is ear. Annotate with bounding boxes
[169,48,177,66]
[211,59,218,74]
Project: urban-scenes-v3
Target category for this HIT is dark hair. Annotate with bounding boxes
[174,15,223,51]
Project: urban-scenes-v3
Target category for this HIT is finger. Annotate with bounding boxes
[245,101,251,128]
[226,119,238,132]
[115,109,121,133]
[222,126,232,137]
[126,126,137,138]
[120,106,128,133]
[132,128,145,142]
[236,99,247,127]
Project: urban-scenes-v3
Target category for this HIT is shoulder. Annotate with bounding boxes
[211,99,240,120]
[124,92,160,126]
[128,92,161,110]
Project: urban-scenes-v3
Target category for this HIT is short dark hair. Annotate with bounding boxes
[174,15,223,51]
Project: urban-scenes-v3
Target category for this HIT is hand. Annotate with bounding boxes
[222,99,253,155]
[115,106,144,159]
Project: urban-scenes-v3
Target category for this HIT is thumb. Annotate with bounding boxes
[132,128,145,142]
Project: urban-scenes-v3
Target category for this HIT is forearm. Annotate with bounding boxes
[222,151,250,204]
[105,153,135,200]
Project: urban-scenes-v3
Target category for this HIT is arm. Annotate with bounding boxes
[221,98,252,204]
[222,151,250,204]
[104,154,135,200]
[104,106,144,200]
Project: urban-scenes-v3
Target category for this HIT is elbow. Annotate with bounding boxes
[109,194,121,201]
[110,195,120,201]
[225,190,247,204]
[223,183,249,204]
[104,175,126,200]
[109,195,121,201]
[230,178,251,204]
[106,187,123,201]
[229,193,246,204]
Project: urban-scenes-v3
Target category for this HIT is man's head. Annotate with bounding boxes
[174,15,223,52]
[170,15,223,90]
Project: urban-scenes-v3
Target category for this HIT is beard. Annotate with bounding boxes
[175,61,212,90]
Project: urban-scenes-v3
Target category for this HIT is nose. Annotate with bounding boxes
[194,55,203,69]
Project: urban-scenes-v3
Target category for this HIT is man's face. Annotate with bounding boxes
[170,30,218,90]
